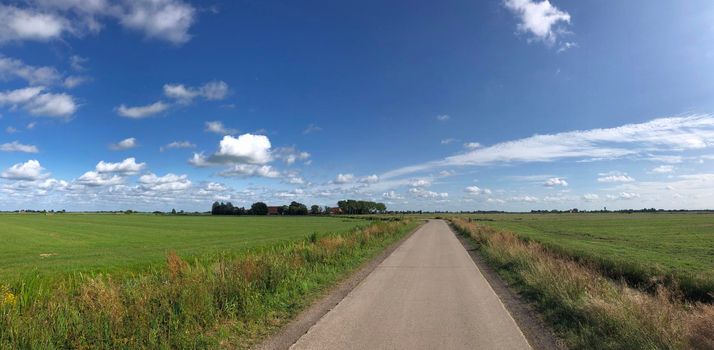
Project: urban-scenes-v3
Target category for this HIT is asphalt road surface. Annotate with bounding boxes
[290,219,531,350]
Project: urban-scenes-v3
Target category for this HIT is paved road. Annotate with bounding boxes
[290,219,531,350]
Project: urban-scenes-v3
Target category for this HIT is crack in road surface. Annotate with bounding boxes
[290,219,532,350]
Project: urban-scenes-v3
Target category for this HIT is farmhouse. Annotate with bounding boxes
[267,206,281,215]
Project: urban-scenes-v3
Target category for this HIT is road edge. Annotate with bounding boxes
[253,220,424,350]
[450,224,567,350]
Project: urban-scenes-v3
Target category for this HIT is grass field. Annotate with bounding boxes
[464,212,714,300]
[449,217,714,349]
[0,214,366,280]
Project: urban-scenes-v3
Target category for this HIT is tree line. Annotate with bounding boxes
[211,199,388,215]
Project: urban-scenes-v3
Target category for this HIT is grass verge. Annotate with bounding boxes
[449,217,714,350]
[0,219,418,349]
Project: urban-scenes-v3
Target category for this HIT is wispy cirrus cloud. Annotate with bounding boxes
[382,115,714,179]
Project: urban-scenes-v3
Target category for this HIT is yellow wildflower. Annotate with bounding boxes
[2,291,16,306]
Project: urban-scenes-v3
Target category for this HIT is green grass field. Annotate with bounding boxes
[465,212,714,299]
[0,214,366,280]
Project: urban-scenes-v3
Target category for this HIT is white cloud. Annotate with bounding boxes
[582,193,599,201]
[205,121,236,135]
[504,0,572,45]
[410,179,431,187]
[382,190,403,200]
[116,101,168,118]
[0,56,62,85]
[76,171,123,186]
[335,173,354,184]
[0,5,67,43]
[617,192,639,200]
[160,141,195,152]
[465,185,492,195]
[360,174,380,184]
[95,157,146,174]
[218,164,280,178]
[409,187,448,199]
[651,165,674,174]
[163,80,228,103]
[274,147,310,165]
[382,115,714,180]
[69,55,88,71]
[597,173,635,183]
[1,160,48,180]
[6,126,18,134]
[463,142,481,150]
[436,114,450,121]
[0,141,39,153]
[109,137,137,150]
[544,177,568,187]
[511,195,539,202]
[118,0,196,44]
[63,75,90,88]
[303,124,322,135]
[441,138,458,145]
[26,122,36,130]
[212,134,272,165]
[0,1,197,45]
[138,172,191,191]
[0,87,77,117]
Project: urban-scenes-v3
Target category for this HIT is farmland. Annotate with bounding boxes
[0,213,366,280]
[462,212,714,300]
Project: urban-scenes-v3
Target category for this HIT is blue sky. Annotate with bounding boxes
[1,0,714,211]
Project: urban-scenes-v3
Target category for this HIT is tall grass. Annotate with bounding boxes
[450,218,714,350]
[0,220,416,349]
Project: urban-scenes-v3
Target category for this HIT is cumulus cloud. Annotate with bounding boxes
[109,137,137,150]
[118,0,196,44]
[504,0,572,45]
[273,147,310,165]
[465,186,492,195]
[651,165,674,174]
[0,5,68,43]
[116,101,168,118]
[163,80,229,103]
[582,193,599,201]
[138,173,191,191]
[409,187,448,199]
[0,87,77,117]
[335,173,354,184]
[76,171,123,186]
[95,157,146,174]
[463,142,481,150]
[597,172,635,183]
[441,138,458,145]
[0,56,62,85]
[410,179,431,187]
[205,121,236,135]
[160,140,195,152]
[544,177,568,187]
[63,75,91,88]
[382,190,403,200]
[0,1,197,45]
[189,134,273,169]
[1,160,48,180]
[218,164,280,178]
[436,114,450,121]
[0,141,39,153]
[360,174,379,184]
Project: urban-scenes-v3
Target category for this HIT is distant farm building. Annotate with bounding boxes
[329,207,343,215]
[267,206,281,215]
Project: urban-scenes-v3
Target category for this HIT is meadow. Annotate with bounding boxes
[0,213,365,280]
[0,214,419,348]
[464,212,714,301]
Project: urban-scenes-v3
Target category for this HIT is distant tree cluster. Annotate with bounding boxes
[337,200,387,214]
[211,201,312,216]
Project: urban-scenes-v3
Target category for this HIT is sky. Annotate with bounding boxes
[1,0,714,212]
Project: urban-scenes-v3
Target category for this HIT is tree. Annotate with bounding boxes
[310,205,321,215]
[251,202,269,215]
[171,208,177,215]
[286,201,308,215]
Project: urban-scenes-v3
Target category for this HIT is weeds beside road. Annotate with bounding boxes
[450,217,714,350]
